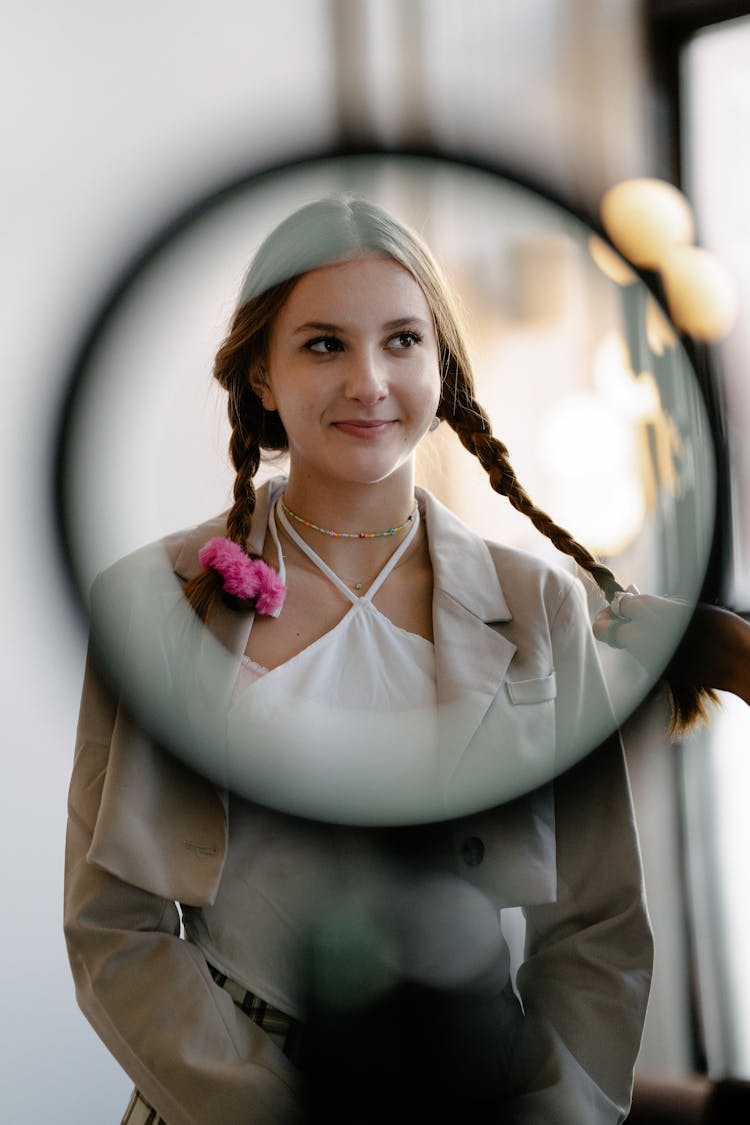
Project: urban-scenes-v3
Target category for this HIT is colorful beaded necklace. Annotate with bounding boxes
[280,496,418,539]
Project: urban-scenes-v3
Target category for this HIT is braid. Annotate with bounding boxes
[443,388,623,601]
[663,612,720,736]
[442,374,715,731]
[183,314,282,622]
[183,395,263,622]
[225,384,262,547]
[665,680,719,738]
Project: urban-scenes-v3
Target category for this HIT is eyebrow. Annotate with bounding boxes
[291,316,432,336]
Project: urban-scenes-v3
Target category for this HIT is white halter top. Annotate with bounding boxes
[225,494,440,824]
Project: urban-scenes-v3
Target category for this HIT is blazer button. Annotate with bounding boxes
[460,836,485,867]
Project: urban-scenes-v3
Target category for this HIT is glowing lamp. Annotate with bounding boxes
[660,246,739,341]
[600,179,694,269]
[588,235,638,286]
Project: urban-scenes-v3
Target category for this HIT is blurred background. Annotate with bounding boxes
[3,1,750,1120]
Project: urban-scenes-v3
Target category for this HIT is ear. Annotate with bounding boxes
[250,365,277,412]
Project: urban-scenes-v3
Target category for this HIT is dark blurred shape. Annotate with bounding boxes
[300,974,523,1124]
[626,1072,750,1125]
[297,825,523,1123]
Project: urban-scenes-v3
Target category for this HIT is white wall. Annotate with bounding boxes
[2,3,335,1120]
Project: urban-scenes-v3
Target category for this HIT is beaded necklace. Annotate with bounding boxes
[280,496,418,539]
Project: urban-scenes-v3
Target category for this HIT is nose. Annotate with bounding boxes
[343,348,388,404]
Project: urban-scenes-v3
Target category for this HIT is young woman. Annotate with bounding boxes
[65,196,652,1124]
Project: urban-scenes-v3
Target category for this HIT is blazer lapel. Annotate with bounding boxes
[420,490,558,904]
[418,489,518,787]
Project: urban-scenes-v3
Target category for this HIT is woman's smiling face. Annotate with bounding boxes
[260,255,441,491]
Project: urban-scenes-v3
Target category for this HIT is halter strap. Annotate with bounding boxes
[274,498,421,605]
[266,499,287,614]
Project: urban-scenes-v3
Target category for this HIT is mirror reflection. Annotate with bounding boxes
[58,154,715,823]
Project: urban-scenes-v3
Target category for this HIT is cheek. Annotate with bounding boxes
[417,362,442,415]
[273,386,322,437]
[430,370,442,409]
[422,343,442,403]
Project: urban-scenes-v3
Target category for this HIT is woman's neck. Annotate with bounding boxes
[281,474,417,537]
[278,472,421,581]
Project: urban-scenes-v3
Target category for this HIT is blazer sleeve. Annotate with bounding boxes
[64,645,302,1125]
[509,580,653,1124]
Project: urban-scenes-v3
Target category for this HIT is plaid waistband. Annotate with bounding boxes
[206,962,304,1062]
[120,1088,166,1125]
[120,964,303,1124]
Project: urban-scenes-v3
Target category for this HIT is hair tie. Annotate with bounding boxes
[198,537,287,616]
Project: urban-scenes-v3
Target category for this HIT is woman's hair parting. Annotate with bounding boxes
[185,193,710,730]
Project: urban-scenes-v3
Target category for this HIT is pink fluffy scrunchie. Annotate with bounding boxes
[198,536,287,616]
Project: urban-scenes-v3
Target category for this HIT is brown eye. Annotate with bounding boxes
[388,330,422,349]
[305,335,343,354]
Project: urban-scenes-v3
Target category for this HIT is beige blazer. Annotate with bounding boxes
[65,479,652,1125]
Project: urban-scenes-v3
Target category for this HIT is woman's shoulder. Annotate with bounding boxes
[92,511,230,602]
[419,485,589,616]
[485,538,583,598]
[85,513,237,727]
[98,475,286,595]
[88,478,283,637]
[485,539,599,634]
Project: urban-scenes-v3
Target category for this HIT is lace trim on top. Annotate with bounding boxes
[233,653,270,699]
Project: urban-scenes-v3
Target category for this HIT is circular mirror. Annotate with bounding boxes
[56,151,716,824]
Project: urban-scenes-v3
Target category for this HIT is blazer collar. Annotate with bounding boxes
[415,486,511,624]
[415,487,518,789]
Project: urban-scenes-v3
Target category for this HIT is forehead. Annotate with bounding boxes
[278,254,433,323]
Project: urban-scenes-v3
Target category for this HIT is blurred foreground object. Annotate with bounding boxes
[627,1071,750,1124]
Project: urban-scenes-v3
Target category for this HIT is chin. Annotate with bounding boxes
[291,443,416,489]
[341,454,414,485]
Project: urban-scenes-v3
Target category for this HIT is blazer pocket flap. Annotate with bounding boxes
[505,671,556,705]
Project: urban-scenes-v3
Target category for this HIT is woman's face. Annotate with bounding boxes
[261,255,441,492]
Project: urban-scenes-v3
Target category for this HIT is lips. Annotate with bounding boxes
[332,419,397,438]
